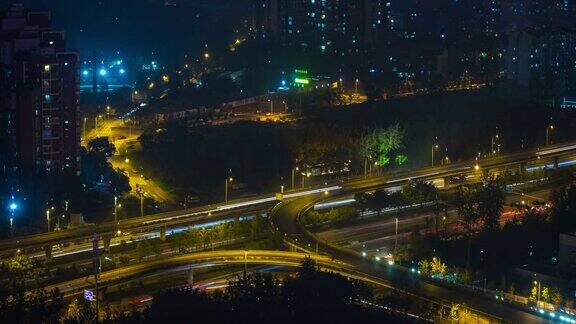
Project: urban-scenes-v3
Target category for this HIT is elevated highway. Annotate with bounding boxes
[3,140,576,260]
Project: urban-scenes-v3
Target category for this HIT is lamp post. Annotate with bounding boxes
[46,207,54,232]
[546,125,554,145]
[301,172,310,189]
[225,177,233,203]
[355,79,359,93]
[431,144,439,166]
[268,99,273,114]
[491,134,499,154]
[291,167,299,190]
[139,191,144,218]
[9,201,17,235]
[114,196,118,223]
[533,280,541,308]
[339,78,343,92]
[83,117,87,142]
[394,218,399,256]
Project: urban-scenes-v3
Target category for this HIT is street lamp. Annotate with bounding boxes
[339,78,344,92]
[491,134,499,154]
[546,125,554,146]
[533,280,541,308]
[46,206,54,232]
[82,117,87,142]
[114,196,118,223]
[268,99,273,114]
[291,166,299,190]
[301,172,311,188]
[355,79,359,93]
[431,144,439,166]
[139,191,145,218]
[225,177,233,203]
[9,200,17,234]
[394,218,399,256]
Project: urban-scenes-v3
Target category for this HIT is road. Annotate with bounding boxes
[46,250,352,297]
[316,187,554,254]
[271,194,549,323]
[1,140,576,259]
[84,117,173,203]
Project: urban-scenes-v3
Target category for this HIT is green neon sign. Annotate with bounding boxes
[294,78,309,84]
[294,69,309,75]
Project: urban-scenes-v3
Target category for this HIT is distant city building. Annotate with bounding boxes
[559,232,576,275]
[253,0,391,53]
[505,27,576,101]
[0,4,80,176]
[561,96,576,108]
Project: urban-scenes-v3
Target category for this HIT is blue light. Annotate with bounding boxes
[281,80,286,86]
[119,68,125,74]
[9,203,17,211]
[82,70,89,76]
[99,69,107,76]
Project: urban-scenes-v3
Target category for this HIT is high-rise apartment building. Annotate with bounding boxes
[506,27,576,100]
[253,0,390,53]
[0,4,80,177]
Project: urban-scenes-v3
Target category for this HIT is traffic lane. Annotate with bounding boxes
[47,250,348,295]
[273,198,546,323]
[0,204,271,257]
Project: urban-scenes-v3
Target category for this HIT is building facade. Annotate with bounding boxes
[0,4,80,177]
[254,0,391,53]
[505,27,576,101]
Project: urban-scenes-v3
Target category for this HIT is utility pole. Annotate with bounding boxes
[546,125,554,146]
[244,250,248,275]
[431,144,439,166]
[139,192,144,218]
[83,117,87,141]
[394,218,399,256]
[225,178,233,203]
[291,167,299,190]
[92,50,98,93]
[114,196,118,223]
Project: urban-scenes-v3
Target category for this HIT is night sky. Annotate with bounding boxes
[0,0,245,66]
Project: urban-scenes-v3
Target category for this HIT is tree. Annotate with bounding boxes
[368,189,391,216]
[395,154,408,165]
[359,124,405,174]
[550,184,576,232]
[529,286,538,302]
[454,186,479,230]
[477,177,505,232]
[418,259,431,276]
[430,257,447,277]
[63,297,97,323]
[541,287,550,303]
[353,192,371,214]
[88,137,116,157]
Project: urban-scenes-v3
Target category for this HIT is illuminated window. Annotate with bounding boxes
[44,65,50,72]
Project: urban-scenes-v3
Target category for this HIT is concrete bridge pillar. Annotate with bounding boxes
[44,245,52,260]
[519,162,527,173]
[160,226,166,241]
[554,157,559,169]
[103,234,111,252]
